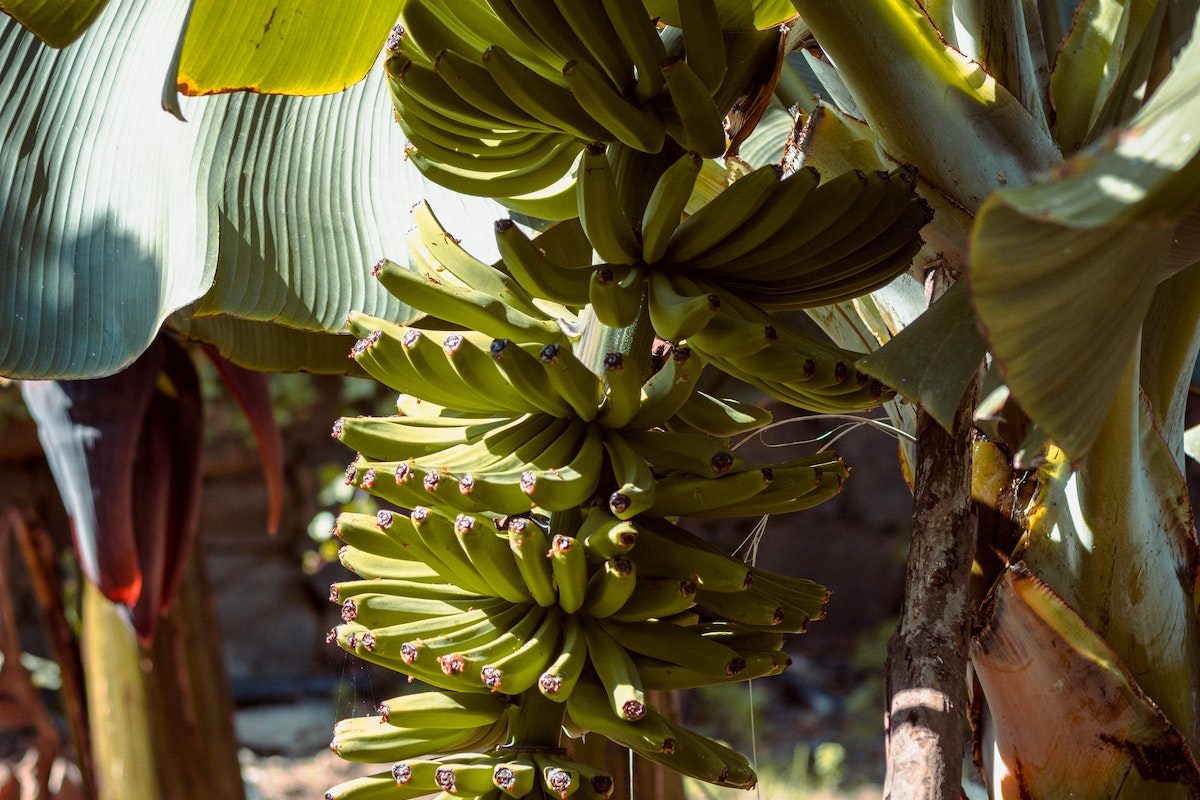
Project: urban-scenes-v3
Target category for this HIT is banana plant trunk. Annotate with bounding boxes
[82,554,244,800]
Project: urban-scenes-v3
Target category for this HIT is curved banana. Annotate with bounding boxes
[549,534,589,614]
[538,612,587,701]
[507,516,558,607]
[672,391,771,436]
[601,429,656,519]
[580,556,637,618]
[578,145,641,265]
[640,151,702,264]
[581,618,646,720]
[588,265,646,329]
[662,59,726,157]
[610,576,698,622]
[618,428,739,477]
[495,219,591,307]
[563,59,667,153]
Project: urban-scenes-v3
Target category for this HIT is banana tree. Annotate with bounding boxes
[8,0,1200,799]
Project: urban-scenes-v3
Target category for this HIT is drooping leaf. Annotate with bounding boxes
[971,10,1200,461]
[170,314,363,375]
[973,565,1200,799]
[858,282,986,432]
[1138,261,1200,463]
[199,348,284,536]
[0,0,109,46]
[0,0,502,379]
[174,0,403,97]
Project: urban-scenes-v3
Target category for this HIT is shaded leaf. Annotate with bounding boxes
[170,314,363,375]
[0,0,109,47]
[174,0,403,96]
[973,565,1200,799]
[971,9,1200,460]
[199,348,284,535]
[858,282,986,432]
[1049,0,1159,153]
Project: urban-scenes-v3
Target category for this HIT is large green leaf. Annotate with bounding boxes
[0,0,504,379]
[858,282,986,432]
[970,10,1200,461]
[174,0,403,96]
[0,0,109,46]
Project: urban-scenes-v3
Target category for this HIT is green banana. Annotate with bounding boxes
[610,576,698,622]
[640,151,702,263]
[578,507,639,560]
[550,0,635,93]
[492,757,538,797]
[647,270,721,342]
[622,346,705,430]
[563,59,667,153]
[406,143,583,201]
[334,414,510,461]
[339,592,505,631]
[332,513,420,561]
[600,618,741,676]
[549,534,589,614]
[580,557,637,618]
[635,649,791,690]
[618,428,739,477]
[519,422,605,511]
[662,59,726,157]
[325,773,432,800]
[672,391,772,437]
[409,507,497,594]
[646,466,773,517]
[601,429,656,519]
[507,516,558,607]
[494,219,591,307]
[453,513,535,603]
[480,604,563,693]
[538,612,587,701]
[432,48,546,130]
[538,342,605,422]
[334,548,445,583]
[489,338,576,418]
[641,717,757,789]
[373,261,565,344]
[664,164,780,263]
[565,679,676,754]
[330,716,487,763]
[483,46,611,142]
[678,0,726,93]
[588,265,646,329]
[440,334,546,416]
[599,0,667,102]
[685,165,822,270]
[581,618,646,720]
[627,516,752,591]
[577,145,641,265]
[378,690,511,729]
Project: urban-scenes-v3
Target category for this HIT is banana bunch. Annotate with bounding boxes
[326,747,616,799]
[385,0,736,207]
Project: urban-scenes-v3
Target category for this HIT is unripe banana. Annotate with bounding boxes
[563,60,667,153]
[624,516,752,592]
[565,679,676,754]
[492,757,538,797]
[646,466,773,517]
[635,649,792,690]
[578,507,638,560]
[661,59,726,157]
[507,516,558,607]
[324,772,431,800]
[665,164,780,263]
[539,612,587,701]
[482,45,611,141]
[495,219,591,307]
[453,513,535,604]
[610,576,698,622]
[577,144,641,265]
[672,391,772,437]
[519,423,605,511]
[549,534,589,614]
[588,265,646,329]
[377,690,511,729]
[581,619,646,721]
[534,753,581,799]
[601,429,656,519]
[337,545,447,582]
[599,0,667,102]
[640,152,702,263]
[538,342,605,422]
[599,618,740,676]
[622,346,706,431]
[330,716,484,763]
[677,0,726,93]
[647,270,722,342]
[480,604,563,693]
[580,557,637,618]
[617,428,740,477]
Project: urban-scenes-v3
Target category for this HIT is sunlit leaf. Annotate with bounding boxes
[971,10,1200,461]
[174,0,403,97]
[0,0,109,46]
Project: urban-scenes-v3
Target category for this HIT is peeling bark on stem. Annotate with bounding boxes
[884,382,979,800]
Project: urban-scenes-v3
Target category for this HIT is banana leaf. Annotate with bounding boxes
[970,6,1200,462]
[0,0,108,46]
[0,0,503,379]
[173,0,404,97]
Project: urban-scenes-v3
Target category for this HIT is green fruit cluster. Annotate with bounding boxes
[385,0,735,213]
[326,2,936,798]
